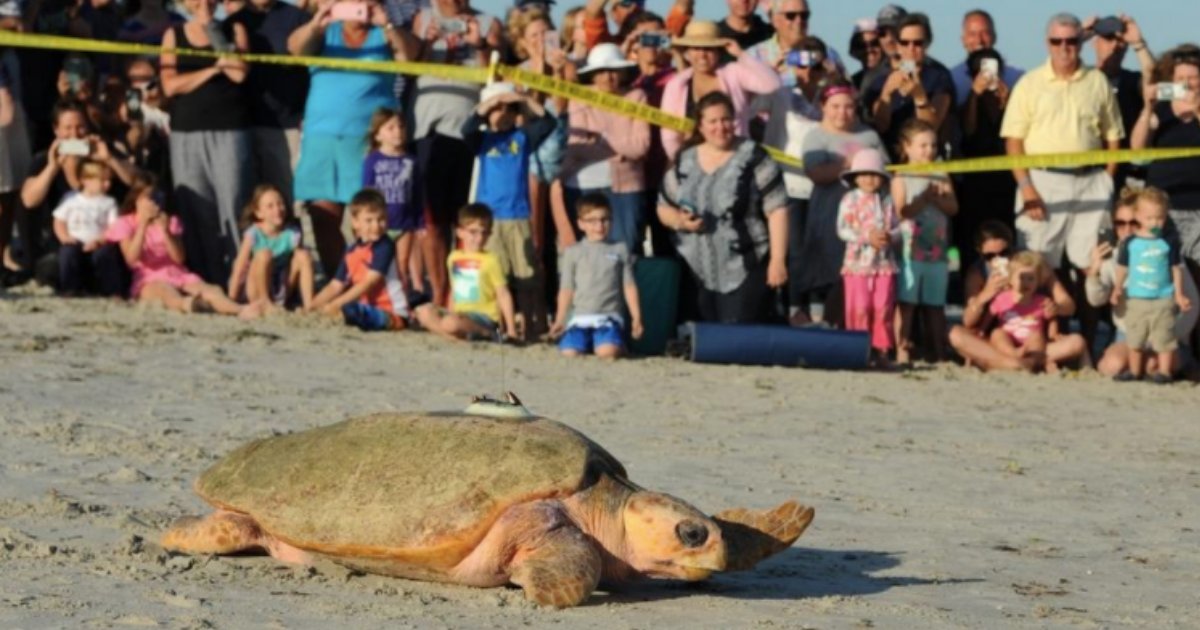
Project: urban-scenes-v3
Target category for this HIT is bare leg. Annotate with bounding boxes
[1128,347,1146,379]
[1020,329,1048,372]
[594,344,622,360]
[1046,333,1087,372]
[896,303,915,365]
[395,232,414,291]
[1097,341,1130,377]
[1156,350,1175,379]
[185,282,246,317]
[290,249,315,310]
[139,281,193,313]
[246,249,272,304]
[307,200,346,278]
[949,325,1024,372]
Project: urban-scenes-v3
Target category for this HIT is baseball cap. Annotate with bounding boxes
[876,4,907,30]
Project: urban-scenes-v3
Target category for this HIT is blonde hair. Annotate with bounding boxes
[1135,186,1170,214]
[561,7,585,51]
[238,183,292,231]
[77,159,110,182]
[1009,251,1049,287]
[507,7,552,61]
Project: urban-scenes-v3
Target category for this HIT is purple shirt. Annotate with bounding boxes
[362,151,422,232]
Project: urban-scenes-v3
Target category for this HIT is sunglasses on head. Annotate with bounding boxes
[1048,37,1081,47]
[898,38,925,48]
[1114,219,1140,229]
[981,250,1011,261]
[1172,51,1200,64]
[781,10,810,22]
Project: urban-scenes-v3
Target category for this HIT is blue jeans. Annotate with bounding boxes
[563,187,646,256]
[58,243,127,296]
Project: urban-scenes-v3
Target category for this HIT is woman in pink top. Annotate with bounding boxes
[555,43,651,255]
[660,20,781,161]
[107,176,258,318]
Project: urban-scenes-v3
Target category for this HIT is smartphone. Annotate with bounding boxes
[899,59,917,75]
[441,18,467,35]
[543,30,560,52]
[125,88,142,114]
[330,2,369,24]
[638,32,668,50]
[980,58,999,77]
[1157,82,1188,101]
[205,23,234,52]
[785,50,815,68]
[63,56,92,94]
[989,256,1010,278]
[1098,227,1117,251]
[58,139,91,157]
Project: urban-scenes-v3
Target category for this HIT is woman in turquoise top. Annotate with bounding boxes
[288,0,416,276]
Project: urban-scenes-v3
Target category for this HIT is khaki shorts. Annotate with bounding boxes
[1124,297,1178,353]
[486,219,538,286]
[1015,169,1113,270]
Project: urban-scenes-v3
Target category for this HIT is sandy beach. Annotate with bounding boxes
[2,292,1198,629]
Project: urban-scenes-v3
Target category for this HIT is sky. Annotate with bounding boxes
[471,0,1198,72]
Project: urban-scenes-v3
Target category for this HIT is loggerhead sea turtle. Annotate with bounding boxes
[161,394,814,607]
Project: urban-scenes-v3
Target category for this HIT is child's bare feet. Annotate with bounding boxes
[192,295,214,314]
[181,295,197,313]
[238,301,268,321]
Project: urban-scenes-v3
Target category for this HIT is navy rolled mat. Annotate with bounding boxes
[689,323,870,370]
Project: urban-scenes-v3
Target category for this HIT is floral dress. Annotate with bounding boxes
[897,173,950,264]
[836,188,898,276]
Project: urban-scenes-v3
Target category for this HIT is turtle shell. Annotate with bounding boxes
[195,412,625,568]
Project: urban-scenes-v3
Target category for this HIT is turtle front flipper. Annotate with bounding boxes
[508,525,602,608]
[714,501,814,571]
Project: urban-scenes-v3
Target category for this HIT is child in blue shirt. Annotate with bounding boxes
[1112,188,1193,384]
[461,82,555,340]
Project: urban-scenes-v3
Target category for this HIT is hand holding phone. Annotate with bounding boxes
[330,2,369,24]
[543,30,561,53]
[638,32,668,50]
[1157,82,1189,101]
[58,139,91,157]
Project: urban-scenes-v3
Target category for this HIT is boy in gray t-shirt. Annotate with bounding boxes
[550,194,643,358]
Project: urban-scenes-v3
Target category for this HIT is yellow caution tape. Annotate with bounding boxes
[5,30,1200,176]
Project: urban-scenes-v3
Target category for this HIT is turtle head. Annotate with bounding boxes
[621,491,726,580]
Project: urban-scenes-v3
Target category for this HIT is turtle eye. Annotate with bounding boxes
[675,520,709,548]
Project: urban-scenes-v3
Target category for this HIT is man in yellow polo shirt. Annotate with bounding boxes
[1001,12,1123,347]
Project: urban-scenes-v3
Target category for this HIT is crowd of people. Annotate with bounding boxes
[1,0,1198,379]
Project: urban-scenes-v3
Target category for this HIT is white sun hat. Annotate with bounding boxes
[578,43,637,76]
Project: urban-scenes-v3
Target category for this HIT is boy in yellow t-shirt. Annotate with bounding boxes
[422,204,519,342]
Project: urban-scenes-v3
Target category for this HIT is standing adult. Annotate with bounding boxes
[1001,12,1124,348]
[160,0,253,284]
[624,11,675,257]
[657,92,789,324]
[796,79,885,325]
[290,0,415,278]
[949,10,1023,107]
[660,20,780,161]
[848,19,883,94]
[865,12,953,159]
[557,44,650,256]
[0,41,32,286]
[408,0,499,305]
[1087,14,1156,191]
[119,0,186,44]
[1131,45,1200,299]
[856,3,905,117]
[227,0,310,208]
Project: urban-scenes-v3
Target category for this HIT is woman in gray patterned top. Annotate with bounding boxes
[657,92,789,324]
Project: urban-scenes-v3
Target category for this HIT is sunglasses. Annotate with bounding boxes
[981,250,1010,261]
[1113,219,1140,229]
[898,38,926,48]
[1048,37,1081,47]
[780,10,810,22]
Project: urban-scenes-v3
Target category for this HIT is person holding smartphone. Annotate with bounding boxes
[866,12,953,160]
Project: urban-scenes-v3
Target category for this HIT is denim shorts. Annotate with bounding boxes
[559,321,625,354]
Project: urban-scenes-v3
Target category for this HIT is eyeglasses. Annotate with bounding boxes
[981,250,1010,261]
[780,10,810,22]
[898,38,926,48]
[1048,37,1081,48]
[1113,219,1140,229]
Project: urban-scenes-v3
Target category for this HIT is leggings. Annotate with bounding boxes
[843,273,895,351]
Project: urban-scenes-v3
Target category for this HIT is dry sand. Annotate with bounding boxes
[2,293,1198,629]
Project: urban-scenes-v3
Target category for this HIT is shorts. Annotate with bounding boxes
[897,259,948,306]
[559,320,625,354]
[463,312,501,341]
[294,133,367,204]
[1124,297,1177,353]
[342,303,407,332]
[1014,169,1113,269]
[486,219,537,285]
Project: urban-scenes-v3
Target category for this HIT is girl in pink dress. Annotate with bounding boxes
[107,176,259,318]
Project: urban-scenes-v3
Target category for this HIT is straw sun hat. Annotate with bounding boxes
[671,21,731,49]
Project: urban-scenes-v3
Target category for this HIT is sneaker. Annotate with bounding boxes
[1149,373,1173,385]
[1113,371,1139,382]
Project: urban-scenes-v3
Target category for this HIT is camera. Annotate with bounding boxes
[638,33,668,50]
[786,50,821,68]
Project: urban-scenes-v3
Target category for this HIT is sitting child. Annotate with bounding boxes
[980,251,1056,372]
[419,204,519,342]
[308,189,413,332]
[107,175,256,317]
[1111,187,1193,383]
[227,184,315,311]
[549,193,643,358]
[51,159,125,296]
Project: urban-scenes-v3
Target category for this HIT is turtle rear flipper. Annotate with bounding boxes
[161,510,312,565]
[714,501,814,571]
